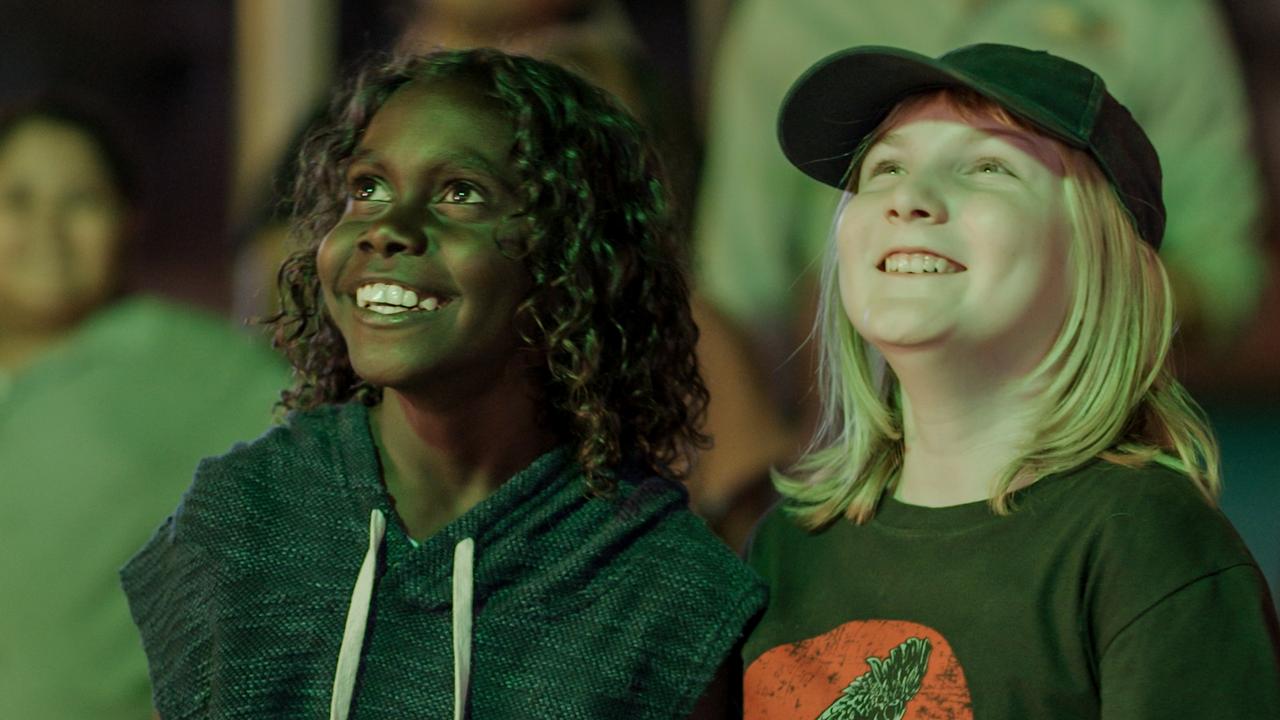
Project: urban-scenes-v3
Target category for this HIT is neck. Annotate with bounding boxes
[370,365,558,538]
[885,344,1045,507]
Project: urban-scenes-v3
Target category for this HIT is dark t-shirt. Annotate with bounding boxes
[745,460,1280,719]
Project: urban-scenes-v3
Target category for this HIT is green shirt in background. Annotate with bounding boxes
[0,296,289,719]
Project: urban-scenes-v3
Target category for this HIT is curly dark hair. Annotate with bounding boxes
[270,48,708,494]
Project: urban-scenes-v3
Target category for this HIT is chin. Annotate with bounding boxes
[346,354,421,389]
[850,310,951,351]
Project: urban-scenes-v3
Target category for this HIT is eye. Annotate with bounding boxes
[348,175,390,202]
[438,180,487,205]
[972,158,1015,177]
[866,159,904,178]
[0,184,32,210]
[63,188,111,212]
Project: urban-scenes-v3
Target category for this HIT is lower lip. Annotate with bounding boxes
[877,269,965,276]
[351,303,451,327]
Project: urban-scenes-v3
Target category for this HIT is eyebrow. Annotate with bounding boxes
[970,127,1045,154]
[868,124,1062,174]
[869,132,906,150]
[969,127,1065,173]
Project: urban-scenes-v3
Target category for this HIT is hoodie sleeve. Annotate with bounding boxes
[120,510,217,720]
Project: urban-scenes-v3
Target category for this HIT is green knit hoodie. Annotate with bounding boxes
[122,401,766,719]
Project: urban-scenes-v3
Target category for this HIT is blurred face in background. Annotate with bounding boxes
[0,118,129,336]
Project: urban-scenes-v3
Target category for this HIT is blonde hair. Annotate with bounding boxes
[775,90,1220,528]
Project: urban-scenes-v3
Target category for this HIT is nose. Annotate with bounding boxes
[357,213,428,257]
[885,176,947,224]
[31,200,70,248]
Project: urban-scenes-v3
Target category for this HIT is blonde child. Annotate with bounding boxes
[744,43,1280,719]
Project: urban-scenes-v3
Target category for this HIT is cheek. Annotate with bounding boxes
[66,211,125,280]
[0,209,20,262]
[459,250,529,331]
[313,233,352,330]
[485,256,530,311]
[1016,200,1073,301]
[315,232,344,295]
[835,205,873,321]
[977,211,1073,330]
[1040,218,1075,320]
[836,239,861,322]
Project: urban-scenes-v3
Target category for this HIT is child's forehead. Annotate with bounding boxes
[869,94,1067,174]
[881,94,1034,141]
[357,79,512,151]
[378,77,504,123]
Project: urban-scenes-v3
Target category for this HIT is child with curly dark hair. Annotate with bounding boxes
[122,48,765,720]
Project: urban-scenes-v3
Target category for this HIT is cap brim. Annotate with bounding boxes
[778,45,1069,189]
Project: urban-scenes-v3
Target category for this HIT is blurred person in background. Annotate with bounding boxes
[0,98,288,718]
[689,0,1268,550]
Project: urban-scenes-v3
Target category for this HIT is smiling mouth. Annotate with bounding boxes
[878,252,965,274]
[355,282,454,315]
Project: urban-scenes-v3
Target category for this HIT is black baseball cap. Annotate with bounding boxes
[777,43,1165,249]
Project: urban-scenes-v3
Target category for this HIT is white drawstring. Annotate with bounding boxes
[452,537,475,720]
[330,509,386,720]
[327,511,474,719]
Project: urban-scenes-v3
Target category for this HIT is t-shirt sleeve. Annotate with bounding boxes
[120,511,216,720]
[1098,564,1280,717]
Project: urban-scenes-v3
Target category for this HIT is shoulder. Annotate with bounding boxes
[1055,460,1246,556]
[82,295,288,401]
[123,400,368,566]
[744,500,836,576]
[123,402,371,610]
[595,472,767,716]
[595,470,768,639]
[94,296,268,353]
[613,471,767,602]
[1050,460,1261,643]
[1049,460,1254,574]
[172,403,369,538]
[203,402,358,472]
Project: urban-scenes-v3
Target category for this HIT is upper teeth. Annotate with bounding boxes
[882,252,961,274]
[355,282,445,313]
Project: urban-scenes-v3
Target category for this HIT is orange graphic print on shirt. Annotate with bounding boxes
[745,619,973,719]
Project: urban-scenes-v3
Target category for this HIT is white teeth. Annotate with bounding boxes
[355,282,446,312]
[881,252,960,274]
